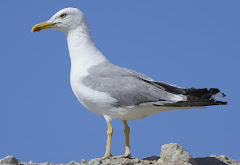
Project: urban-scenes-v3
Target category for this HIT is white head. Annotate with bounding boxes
[32,8,89,34]
[32,7,105,63]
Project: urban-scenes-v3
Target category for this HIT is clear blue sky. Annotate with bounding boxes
[0,0,239,164]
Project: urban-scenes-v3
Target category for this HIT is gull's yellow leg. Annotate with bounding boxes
[113,120,131,158]
[122,120,131,158]
[102,121,113,159]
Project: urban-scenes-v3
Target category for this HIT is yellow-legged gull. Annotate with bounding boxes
[32,7,227,159]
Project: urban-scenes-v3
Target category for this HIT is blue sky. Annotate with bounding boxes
[0,0,239,164]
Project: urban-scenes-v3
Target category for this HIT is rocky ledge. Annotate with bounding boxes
[0,143,239,165]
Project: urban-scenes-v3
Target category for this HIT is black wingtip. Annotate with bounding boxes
[215,101,228,105]
[222,93,226,97]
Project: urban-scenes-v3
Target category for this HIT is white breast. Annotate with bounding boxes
[70,76,118,116]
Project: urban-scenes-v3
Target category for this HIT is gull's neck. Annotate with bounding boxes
[65,26,107,73]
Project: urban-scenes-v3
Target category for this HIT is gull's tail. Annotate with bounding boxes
[147,81,227,107]
[164,88,227,107]
[139,80,227,107]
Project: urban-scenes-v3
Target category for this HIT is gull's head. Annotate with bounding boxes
[32,8,87,33]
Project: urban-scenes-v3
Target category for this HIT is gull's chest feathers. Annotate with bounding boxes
[70,62,117,115]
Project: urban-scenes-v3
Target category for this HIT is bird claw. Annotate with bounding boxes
[113,154,131,159]
[101,153,112,159]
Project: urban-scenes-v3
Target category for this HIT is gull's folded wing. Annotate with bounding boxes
[85,61,227,107]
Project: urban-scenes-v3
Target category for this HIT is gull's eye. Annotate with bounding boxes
[60,14,67,18]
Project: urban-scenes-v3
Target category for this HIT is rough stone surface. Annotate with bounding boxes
[195,155,240,165]
[158,143,198,165]
[0,143,239,165]
[80,159,86,164]
[0,156,20,165]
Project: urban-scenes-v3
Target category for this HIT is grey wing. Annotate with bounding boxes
[85,62,186,106]
[121,67,154,81]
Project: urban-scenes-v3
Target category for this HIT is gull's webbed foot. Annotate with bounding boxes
[113,153,131,159]
[101,153,112,159]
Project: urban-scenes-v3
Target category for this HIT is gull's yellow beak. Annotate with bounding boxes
[31,21,56,32]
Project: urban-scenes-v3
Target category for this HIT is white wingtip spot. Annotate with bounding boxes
[212,92,225,100]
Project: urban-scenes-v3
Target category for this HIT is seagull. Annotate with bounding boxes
[32,7,227,159]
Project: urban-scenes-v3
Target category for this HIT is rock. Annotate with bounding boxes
[41,163,50,165]
[87,158,103,165]
[133,158,140,163]
[1,143,239,165]
[0,156,20,165]
[81,159,86,164]
[210,155,240,165]
[28,161,33,164]
[195,155,240,165]
[142,156,159,161]
[68,161,80,165]
[158,143,198,165]
[87,158,153,165]
[68,161,75,165]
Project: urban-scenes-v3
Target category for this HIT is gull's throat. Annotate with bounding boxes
[65,27,107,73]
